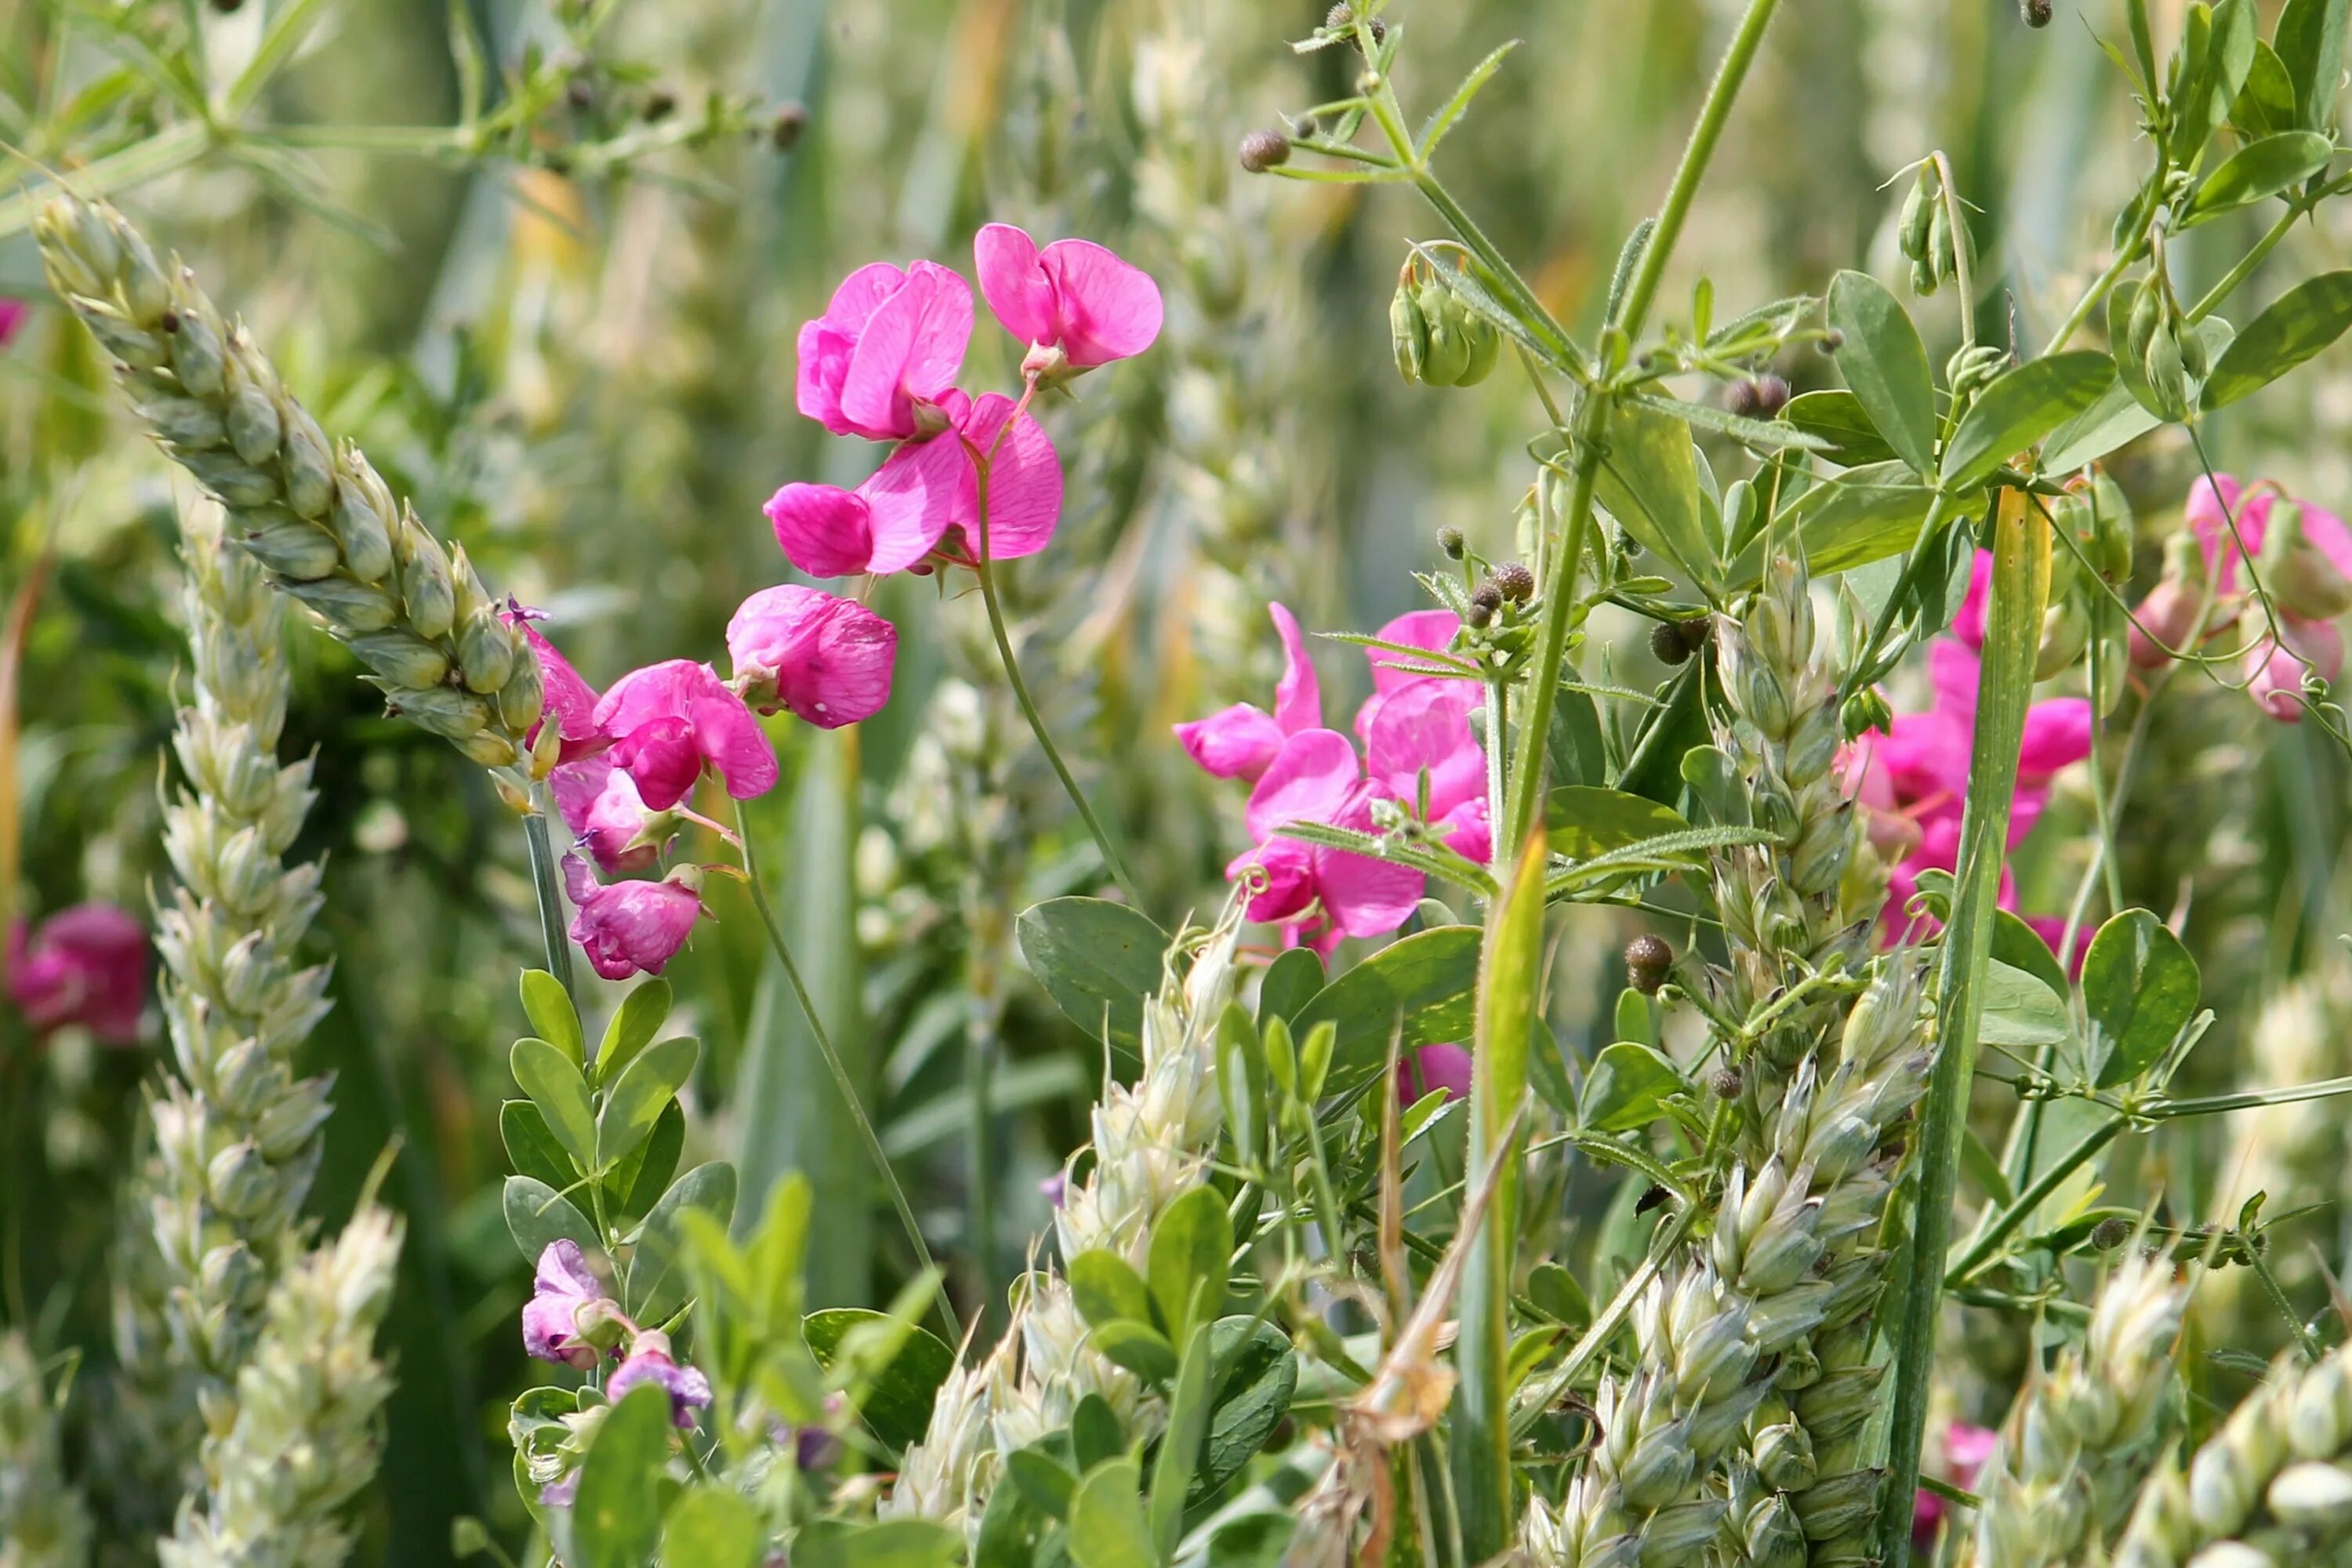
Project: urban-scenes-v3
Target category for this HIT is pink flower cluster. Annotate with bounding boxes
[517,586,898,981]
[2132,474,2352,722]
[768,224,1161,579]
[1845,553,2092,955]
[1175,605,1487,955]
[522,1240,710,1428]
[7,902,147,1044]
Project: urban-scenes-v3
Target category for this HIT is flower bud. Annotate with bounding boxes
[499,649,546,735]
[205,1138,277,1219]
[2257,500,2352,620]
[1751,1411,1818,1493]
[2036,595,2089,680]
[1742,1495,1808,1568]
[217,931,278,1015]
[395,510,457,641]
[2129,535,2209,666]
[345,629,452,689]
[254,1077,334,1161]
[1899,167,1936,263]
[1457,309,1501,387]
[210,1037,281,1118]
[1437,525,1465,559]
[1418,281,1468,386]
[2246,614,2343,723]
[331,446,397,583]
[1726,374,1791,419]
[459,731,522,768]
[1841,687,1893,742]
[459,608,518,695]
[1239,129,1290,173]
[224,363,284,468]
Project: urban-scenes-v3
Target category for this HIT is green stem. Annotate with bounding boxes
[0,122,209,241]
[1878,489,2049,1568]
[2187,201,2303,322]
[1945,1114,2125,1286]
[965,991,997,1334]
[739,808,960,1341]
[2045,231,2148,356]
[520,803,578,1007]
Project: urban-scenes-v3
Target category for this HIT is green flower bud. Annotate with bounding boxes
[1899,170,1935,262]
[2143,321,2192,420]
[458,608,517,695]
[498,651,546,735]
[396,511,457,641]
[2127,279,2163,365]
[2037,596,2089,680]
[1391,284,1430,383]
[205,1139,277,1220]
[1911,257,1940,297]
[278,399,336,520]
[236,511,340,582]
[1419,282,1469,385]
[1457,309,1501,386]
[178,448,278,508]
[225,366,284,469]
[171,306,230,399]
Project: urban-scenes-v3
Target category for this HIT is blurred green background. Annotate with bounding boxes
[7,0,2352,1559]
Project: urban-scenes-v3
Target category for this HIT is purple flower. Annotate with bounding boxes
[608,1333,713,1428]
[593,660,779,811]
[9,903,147,1044]
[1396,1044,1472,1105]
[564,856,706,981]
[796,261,973,443]
[521,1240,616,1370]
[727,585,898,729]
[973,223,1163,375]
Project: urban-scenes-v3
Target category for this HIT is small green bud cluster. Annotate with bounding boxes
[1393,261,1501,388]
[1897,162,1973,299]
[0,1333,92,1568]
[2125,273,2209,422]
[33,194,540,771]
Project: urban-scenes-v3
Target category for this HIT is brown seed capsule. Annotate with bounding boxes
[1680,615,1712,653]
[566,77,595,111]
[2021,0,2053,24]
[1467,583,1503,630]
[2091,1216,2132,1251]
[771,103,809,151]
[1726,373,1791,420]
[1436,526,1465,559]
[1239,129,1291,173]
[1625,933,1673,993]
[1492,561,1535,602]
[1710,1065,1743,1100]
[1650,620,1693,666]
[644,89,677,122]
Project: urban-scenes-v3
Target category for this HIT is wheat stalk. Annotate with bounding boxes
[0,1333,91,1568]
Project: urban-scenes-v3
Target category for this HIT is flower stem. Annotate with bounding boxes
[965,993,998,1334]
[737,804,960,1341]
[521,800,578,1007]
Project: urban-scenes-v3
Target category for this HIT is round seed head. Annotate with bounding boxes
[1492,561,1535,602]
[1651,620,1693,666]
[1239,129,1291,173]
[1625,934,1673,992]
[1436,525,1465,559]
[1726,373,1791,419]
[771,103,809,151]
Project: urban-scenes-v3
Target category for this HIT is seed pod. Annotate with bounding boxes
[1926,200,1953,278]
[345,630,452,689]
[1436,525,1465,559]
[1911,257,1940,297]
[1238,129,1290,173]
[1898,172,1934,262]
[2127,279,2163,365]
[1419,283,1469,386]
[1457,308,1501,386]
[1492,561,1535,602]
[2143,322,2192,419]
[1625,934,1673,993]
[2180,316,2212,380]
[1390,283,1429,383]
[459,731,521,768]
[1651,619,1693,665]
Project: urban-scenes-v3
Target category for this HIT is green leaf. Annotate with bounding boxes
[572,1384,674,1568]
[606,1101,685,1221]
[1939,352,2115,493]
[1007,1448,1080,1522]
[511,1038,596,1171]
[1200,1516,1296,1568]
[502,1175,599,1264]
[1826,270,1938,477]
[2230,38,2300,136]
[1071,1396,1124,1472]
[1090,1319,1181,1385]
[597,978,674,1085]
[2275,0,2351,129]
[804,1308,955,1450]
[1544,787,1690,860]
[1146,1187,1233,1343]
[1577,1041,1686,1133]
[1979,960,2074,1051]
[1726,462,1935,585]
[1418,41,1519,156]
[795,1519,962,1568]
[1594,399,1717,592]
[1258,947,1323,1025]
[1528,1263,1593,1331]
[597,1035,700,1171]
[1547,686,1606,789]
[521,970,584,1067]
[2041,380,2164,474]
[1627,391,1831,453]
[748,1171,814,1327]
[1017,898,1172,1060]
[1991,910,2070,999]
[1067,1458,1155,1568]
[2180,131,2333,226]
[2085,909,2201,1087]
[2201,270,2352,408]
[1068,1250,1158,1332]
[659,1486,764,1568]
[1292,924,1482,1097]
[1196,1319,1297,1500]
[501,1100,574,1193]
[973,1474,1058,1568]
[629,1162,738,1321]
[1780,389,1899,467]
[2175,0,2260,162]
[1150,1324,1215,1558]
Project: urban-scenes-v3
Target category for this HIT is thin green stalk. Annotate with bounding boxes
[1878,488,2051,1568]
[965,998,996,1334]
[738,805,960,1340]
[2045,232,2148,356]
[1946,1113,2125,1285]
[521,804,578,1006]
[2187,201,2303,322]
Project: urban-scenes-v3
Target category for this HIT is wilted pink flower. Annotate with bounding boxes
[608,1332,713,1427]
[1232,729,1421,955]
[727,586,898,728]
[765,390,1062,577]
[564,856,706,980]
[974,223,1164,375]
[1914,1421,1999,1542]
[0,299,25,349]
[1174,604,1323,782]
[521,1240,617,1370]
[593,660,779,811]
[1396,1044,1472,1105]
[9,903,147,1044]
[2246,613,2344,723]
[797,260,972,442]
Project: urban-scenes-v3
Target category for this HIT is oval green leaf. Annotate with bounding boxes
[1067,1249,1158,1331]
[597,1034,699,1171]
[1827,270,1938,477]
[597,977,674,1085]
[1146,1186,1233,1342]
[1544,787,1690,860]
[659,1486,765,1568]
[572,1383,674,1568]
[1594,398,1716,591]
[1292,924,1482,1097]
[628,1160,738,1321]
[521,968,584,1067]
[2085,909,2201,1087]
[503,1174,599,1265]
[1067,1458,1155,1568]
[1577,1041,1686,1134]
[1089,1319,1180,1385]
[2201,270,2352,408]
[511,1037,596,1171]
[1940,352,2116,493]
[501,1099,574,1194]
[804,1308,955,1450]
[1780,389,1899,467]
[1016,898,1171,1060]
[2180,130,2333,227]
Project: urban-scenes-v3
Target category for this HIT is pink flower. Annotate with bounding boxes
[564,856,706,980]
[521,1240,616,1370]
[796,261,972,442]
[1396,1044,1472,1105]
[513,618,605,767]
[2186,474,2352,599]
[1232,729,1421,955]
[1951,552,1993,651]
[1363,677,1490,863]
[1173,604,1323,782]
[0,299,25,349]
[608,1333,713,1428]
[765,390,1062,577]
[9,903,147,1044]
[1913,1421,1998,1543]
[727,586,898,729]
[593,660,779,811]
[974,223,1164,375]
[2245,613,2344,723]
[551,756,659,876]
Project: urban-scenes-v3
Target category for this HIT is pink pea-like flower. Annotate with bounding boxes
[608,1333,713,1428]
[1396,1044,1472,1105]
[512,618,605,767]
[766,390,1063,578]
[2246,614,2344,724]
[593,660,780,811]
[1174,603,1324,782]
[797,260,973,443]
[1233,729,1422,955]
[0,299,26,349]
[551,756,659,877]
[564,856,706,980]
[9,902,147,1044]
[521,1240,615,1370]
[1363,679,1490,865]
[1914,1421,1999,1543]
[973,223,1164,375]
[727,586,898,729]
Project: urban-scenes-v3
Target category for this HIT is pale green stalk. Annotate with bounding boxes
[158,1208,402,1568]
[0,1333,90,1568]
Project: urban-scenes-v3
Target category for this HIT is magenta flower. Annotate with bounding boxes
[973,223,1164,376]
[765,389,1062,577]
[727,586,898,729]
[2169,474,2352,722]
[1363,678,1490,865]
[2246,612,2344,723]
[1913,1421,1999,1543]
[796,260,972,442]
[593,660,779,811]
[1396,1044,1472,1105]
[564,856,706,980]
[514,619,605,767]
[521,1240,618,1370]
[1232,728,1422,956]
[9,903,147,1044]
[608,1332,713,1428]
[0,299,25,349]
[1173,604,1323,782]
[551,757,659,876]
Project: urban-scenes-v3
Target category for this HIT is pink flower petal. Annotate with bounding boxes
[1438,796,1492,865]
[596,661,777,806]
[1397,1044,1473,1105]
[553,755,659,875]
[8,902,147,1044]
[838,261,971,441]
[1316,782,1423,938]
[2248,615,2344,722]
[687,688,781,799]
[608,714,702,811]
[1245,729,1363,844]
[1365,678,1484,820]
[2187,473,2270,594]
[973,223,1056,350]
[797,263,910,437]
[728,586,898,728]
[1038,238,1164,367]
[859,434,966,575]
[2017,696,2093,782]
[766,484,877,579]
[564,857,705,980]
[1174,705,1287,781]
[1367,610,1463,695]
[1269,603,1323,735]
[954,393,1062,561]
[1929,638,1982,722]
[0,299,25,349]
[1228,836,1317,924]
